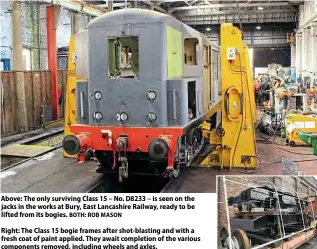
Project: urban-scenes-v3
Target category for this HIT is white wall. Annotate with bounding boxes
[298,0,317,28]
[254,67,268,77]
[296,0,317,80]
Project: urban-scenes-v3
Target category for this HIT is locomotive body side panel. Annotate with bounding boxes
[202,42,212,113]
[76,82,89,125]
[167,79,189,126]
[195,77,204,118]
[181,24,218,119]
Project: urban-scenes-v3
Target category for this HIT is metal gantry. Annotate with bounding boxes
[83,0,303,24]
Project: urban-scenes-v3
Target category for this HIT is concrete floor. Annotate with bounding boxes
[256,136,317,175]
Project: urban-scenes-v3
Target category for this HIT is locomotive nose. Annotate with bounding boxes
[148,138,169,161]
[63,134,90,155]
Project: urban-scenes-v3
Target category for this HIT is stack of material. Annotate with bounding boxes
[268,63,286,78]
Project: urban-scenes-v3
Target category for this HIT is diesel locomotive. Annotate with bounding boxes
[62,8,221,181]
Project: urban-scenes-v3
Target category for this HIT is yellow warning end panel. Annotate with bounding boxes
[64,31,88,158]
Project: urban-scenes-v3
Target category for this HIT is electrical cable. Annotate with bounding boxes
[228,58,244,168]
[256,128,314,155]
[255,112,314,156]
[262,158,317,169]
[232,156,263,174]
[229,157,317,175]
[229,111,315,174]
[274,145,314,156]
[229,52,257,169]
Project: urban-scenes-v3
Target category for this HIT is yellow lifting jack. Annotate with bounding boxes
[199,23,257,169]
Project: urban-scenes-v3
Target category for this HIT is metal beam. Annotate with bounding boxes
[297,13,317,33]
[71,12,78,34]
[54,5,62,29]
[140,0,179,17]
[141,0,168,13]
[108,0,113,11]
[189,0,198,4]
[12,0,28,132]
[171,2,297,11]
[47,5,59,120]
[97,2,131,8]
[41,0,107,16]
[180,12,297,25]
[177,9,297,17]
[247,43,291,48]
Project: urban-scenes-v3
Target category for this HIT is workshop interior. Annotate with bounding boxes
[0,1,317,192]
[1,1,317,248]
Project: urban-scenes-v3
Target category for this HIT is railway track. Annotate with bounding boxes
[1,145,62,171]
[86,179,106,193]
[160,167,192,193]
[86,171,171,193]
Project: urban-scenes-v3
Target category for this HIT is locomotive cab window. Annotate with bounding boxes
[203,45,209,68]
[184,38,198,65]
[108,36,139,79]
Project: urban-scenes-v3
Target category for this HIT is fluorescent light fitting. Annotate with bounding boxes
[206,27,211,31]
[256,26,261,30]
[258,6,264,10]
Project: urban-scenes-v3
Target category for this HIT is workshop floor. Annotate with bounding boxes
[255,109,317,175]
[0,148,103,193]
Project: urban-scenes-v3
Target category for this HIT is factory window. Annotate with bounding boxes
[184,38,198,65]
[22,47,31,71]
[108,36,139,79]
[57,56,68,70]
